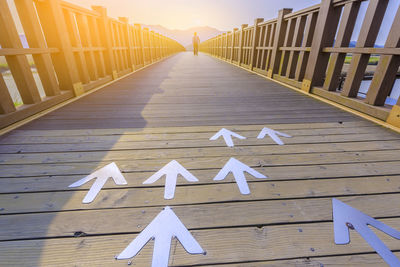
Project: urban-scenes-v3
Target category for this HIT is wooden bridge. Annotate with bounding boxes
[1,0,400,266]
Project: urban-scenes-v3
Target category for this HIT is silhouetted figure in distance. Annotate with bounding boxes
[192,32,200,55]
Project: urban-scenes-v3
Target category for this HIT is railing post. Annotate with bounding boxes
[387,101,400,127]
[250,18,264,70]
[34,0,82,95]
[92,6,118,80]
[301,0,341,92]
[238,24,248,66]
[267,8,292,78]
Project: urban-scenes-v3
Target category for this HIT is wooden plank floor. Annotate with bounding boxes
[1,52,400,266]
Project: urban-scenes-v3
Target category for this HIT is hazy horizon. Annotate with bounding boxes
[60,0,400,46]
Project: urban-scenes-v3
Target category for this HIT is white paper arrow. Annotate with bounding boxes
[117,206,205,266]
[214,157,267,194]
[68,162,127,204]
[257,127,291,145]
[332,198,400,266]
[209,128,246,147]
[143,160,198,199]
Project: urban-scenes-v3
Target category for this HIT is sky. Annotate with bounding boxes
[6,0,400,45]
[64,0,321,30]
[63,0,399,45]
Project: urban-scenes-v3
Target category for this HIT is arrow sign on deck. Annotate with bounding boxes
[332,198,400,266]
[209,128,246,147]
[214,157,267,194]
[257,127,291,145]
[117,206,205,267]
[68,162,127,204]
[143,160,199,199]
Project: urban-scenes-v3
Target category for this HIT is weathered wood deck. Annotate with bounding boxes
[1,52,400,266]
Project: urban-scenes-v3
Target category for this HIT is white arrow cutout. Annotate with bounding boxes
[209,128,246,147]
[214,157,267,194]
[333,198,400,266]
[68,162,127,204]
[257,127,291,145]
[143,160,198,199]
[117,206,205,267]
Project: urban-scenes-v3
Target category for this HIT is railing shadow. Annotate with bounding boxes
[0,54,187,266]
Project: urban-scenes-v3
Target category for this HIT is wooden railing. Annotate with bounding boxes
[0,0,184,129]
[200,0,400,128]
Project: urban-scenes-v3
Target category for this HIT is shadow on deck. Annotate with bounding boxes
[1,52,400,266]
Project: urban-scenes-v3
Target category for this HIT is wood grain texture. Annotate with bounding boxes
[0,52,399,266]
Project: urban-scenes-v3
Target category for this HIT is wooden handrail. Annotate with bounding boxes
[200,0,400,128]
[0,48,59,56]
[0,0,185,129]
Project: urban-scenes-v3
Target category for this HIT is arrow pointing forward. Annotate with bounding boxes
[117,206,205,267]
[257,127,292,145]
[214,157,267,194]
[68,162,127,204]
[209,128,246,147]
[143,160,198,199]
[332,198,400,266]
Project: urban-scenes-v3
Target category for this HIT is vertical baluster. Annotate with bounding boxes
[278,18,295,76]
[224,32,229,60]
[295,12,317,81]
[64,11,90,85]
[118,23,129,70]
[0,74,16,114]
[301,0,341,92]
[157,33,162,60]
[15,0,60,97]
[118,18,133,71]
[259,25,268,70]
[135,24,145,67]
[76,14,99,81]
[341,0,388,97]
[0,0,41,103]
[323,2,360,91]
[92,6,117,79]
[142,28,150,63]
[250,18,264,70]
[149,30,154,63]
[286,16,306,78]
[88,16,106,77]
[265,23,276,71]
[230,28,237,62]
[366,6,400,106]
[238,24,247,66]
[268,8,292,78]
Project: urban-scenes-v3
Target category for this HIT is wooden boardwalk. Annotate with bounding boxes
[1,52,400,266]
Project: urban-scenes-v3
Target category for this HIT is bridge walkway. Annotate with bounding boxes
[1,52,400,266]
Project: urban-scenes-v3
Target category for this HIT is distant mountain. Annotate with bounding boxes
[348,40,383,48]
[141,25,225,49]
